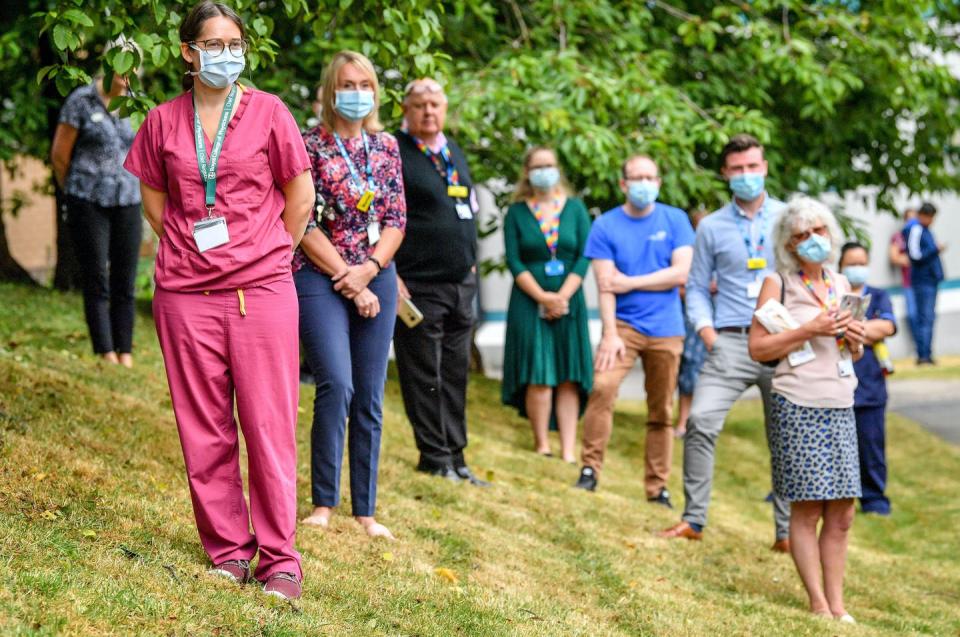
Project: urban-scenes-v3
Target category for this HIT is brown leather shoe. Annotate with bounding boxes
[658,521,702,541]
[771,538,791,553]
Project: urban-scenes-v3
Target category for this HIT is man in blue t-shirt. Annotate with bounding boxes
[903,202,945,365]
[574,155,695,506]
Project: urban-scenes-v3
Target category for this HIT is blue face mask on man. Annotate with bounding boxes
[842,265,870,287]
[796,233,832,264]
[191,46,245,89]
[729,173,765,201]
[529,167,560,191]
[626,180,659,209]
[334,90,376,121]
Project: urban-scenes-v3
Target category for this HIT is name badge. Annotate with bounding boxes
[357,190,375,212]
[193,216,229,253]
[448,185,469,199]
[545,259,565,277]
[747,257,767,270]
[837,357,854,378]
[746,279,762,298]
[455,202,473,220]
[367,221,381,245]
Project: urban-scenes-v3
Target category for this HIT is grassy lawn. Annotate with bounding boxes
[1,281,959,636]
[890,355,960,381]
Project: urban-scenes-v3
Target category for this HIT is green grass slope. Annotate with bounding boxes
[0,283,958,636]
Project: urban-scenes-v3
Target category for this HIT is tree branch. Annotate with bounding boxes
[650,0,698,22]
[507,0,531,47]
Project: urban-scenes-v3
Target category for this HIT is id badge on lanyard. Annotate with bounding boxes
[334,131,380,243]
[193,85,237,253]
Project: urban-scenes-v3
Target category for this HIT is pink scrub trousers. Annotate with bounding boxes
[153,277,302,581]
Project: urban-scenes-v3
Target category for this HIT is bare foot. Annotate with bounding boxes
[674,425,687,438]
[100,352,120,365]
[355,516,395,540]
[118,353,133,368]
[561,454,576,464]
[301,506,333,528]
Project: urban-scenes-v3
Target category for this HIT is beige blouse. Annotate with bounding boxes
[771,269,858,409]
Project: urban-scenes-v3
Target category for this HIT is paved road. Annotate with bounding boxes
[887,378,960,444]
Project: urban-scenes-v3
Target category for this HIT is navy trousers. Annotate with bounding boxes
[912,282,938,361]
[295,264,397,516]
[854,405,890,514]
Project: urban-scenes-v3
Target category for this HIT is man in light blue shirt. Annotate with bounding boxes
[660,134,791,549]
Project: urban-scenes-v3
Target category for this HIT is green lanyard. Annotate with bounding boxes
[193,84,238,215]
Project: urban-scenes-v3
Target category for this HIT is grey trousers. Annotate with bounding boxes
[681,331,791,540]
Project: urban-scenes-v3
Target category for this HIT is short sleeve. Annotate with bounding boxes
[123,108,167,192]
[267,99,310,186]
[872,290,897,331]
[58,87,88,129]
[583,214,614,261]
[671,208,696,249]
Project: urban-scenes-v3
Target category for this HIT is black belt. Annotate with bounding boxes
[716,326,750,335]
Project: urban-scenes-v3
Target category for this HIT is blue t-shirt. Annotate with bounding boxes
[584,203,695,337]
[853,286,897,408]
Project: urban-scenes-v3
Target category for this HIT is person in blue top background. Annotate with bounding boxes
[573,154,695,508]
[903,202,945,365]
[839,242,897,515]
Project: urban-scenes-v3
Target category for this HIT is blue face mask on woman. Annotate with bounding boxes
[529,167,560,191]
[627,180,659,209]
[842,265,870,287]
[335,90,375,121]
[191,46,245,89]
[729,173,765,201]
[796,233,832,264]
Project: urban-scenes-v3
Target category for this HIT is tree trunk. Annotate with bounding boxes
[0,183,35,284]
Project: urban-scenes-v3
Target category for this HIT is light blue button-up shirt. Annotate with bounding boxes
[686,194,785,332]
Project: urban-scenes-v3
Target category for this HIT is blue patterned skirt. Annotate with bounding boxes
[769,393,862,502]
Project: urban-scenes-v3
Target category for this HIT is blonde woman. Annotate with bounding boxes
[293,51,406,539]
[749,197,866,622]
[501,146,593,462]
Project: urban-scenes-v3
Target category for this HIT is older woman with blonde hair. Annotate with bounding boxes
[749,196,866,622]
[293,50,406,539]
[501,146,593,462]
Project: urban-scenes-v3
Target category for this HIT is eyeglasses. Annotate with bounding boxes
[190,39,248,57]
[404,78,445,96]
[790,225,829,242]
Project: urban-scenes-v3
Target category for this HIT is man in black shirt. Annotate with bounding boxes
[393,78,488,486]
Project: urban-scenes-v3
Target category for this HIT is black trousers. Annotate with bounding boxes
[66,195,142,354]
[393,272,477,470]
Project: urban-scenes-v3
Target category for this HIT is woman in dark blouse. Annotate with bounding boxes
[50,49,142,367]
[294,50,405,539]
[501,146,593,463]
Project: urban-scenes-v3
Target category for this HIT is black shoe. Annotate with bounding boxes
[917,358,936,366]
[417,464,462,482]
[648,488,673,509]
[454,465,491,487]
[574,466,597,491]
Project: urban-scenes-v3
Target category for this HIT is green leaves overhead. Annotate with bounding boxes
[4,0,960,218]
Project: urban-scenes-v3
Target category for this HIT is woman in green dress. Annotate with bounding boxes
[501,146,593,462]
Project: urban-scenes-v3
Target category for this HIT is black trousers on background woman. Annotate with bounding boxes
[65,195,142,354]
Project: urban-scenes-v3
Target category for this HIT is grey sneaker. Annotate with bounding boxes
[209,559,251,584]
[263,572,302,600]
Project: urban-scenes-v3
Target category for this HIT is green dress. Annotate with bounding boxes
[501,197,594,416]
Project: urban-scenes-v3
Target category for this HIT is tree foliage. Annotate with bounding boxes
[2,0,959,222]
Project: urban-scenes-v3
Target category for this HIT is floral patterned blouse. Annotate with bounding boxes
[292,126,406,271]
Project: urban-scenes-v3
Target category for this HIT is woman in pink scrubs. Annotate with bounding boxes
[123,0,314,601]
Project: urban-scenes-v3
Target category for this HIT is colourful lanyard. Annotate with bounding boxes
[530,198,562,256]
[193,84,237,214]
[799,270,845,350]
[413,136,459,186]
[333,131,376,213]
[734,205,769,259]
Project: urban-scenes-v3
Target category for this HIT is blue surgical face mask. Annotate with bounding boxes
[334,90,375,121]
[729,172,765,201]
[190,46,245,89]
[796,233,832,264]
[842,265,870,287]
[627,180,659,209]
[529,167,560,191]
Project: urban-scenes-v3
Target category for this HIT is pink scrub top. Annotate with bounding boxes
[124,86,310,292]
